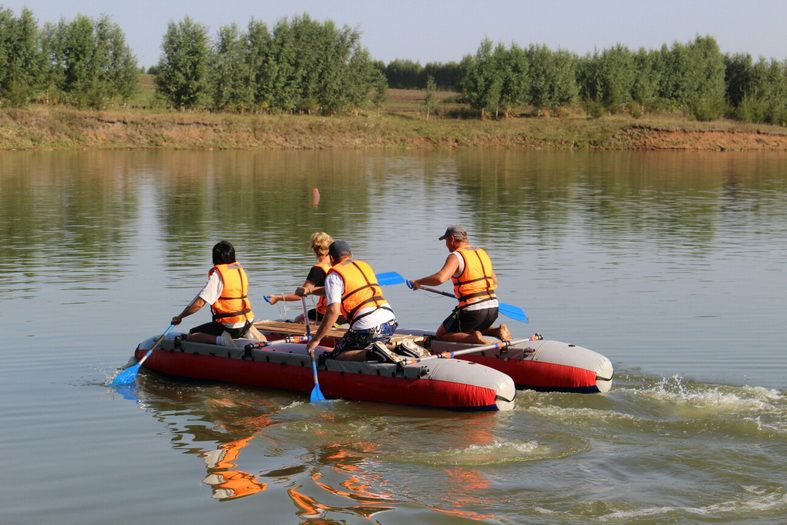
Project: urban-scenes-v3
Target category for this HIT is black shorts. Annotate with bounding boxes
[190,321,250,339]
[441,307,498,334]
[306,308,323,322]
[305,309,347,324]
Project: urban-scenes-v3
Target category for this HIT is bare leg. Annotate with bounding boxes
[186,332,222,344]
[334,349,369,361]
[434,325,489,344]
[483,323,511,342]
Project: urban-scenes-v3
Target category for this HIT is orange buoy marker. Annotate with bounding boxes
[312,187,320,207]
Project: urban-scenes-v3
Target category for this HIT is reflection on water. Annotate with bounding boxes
[202,436,267,500]
[113,370,786,524]
[4,150,786,282]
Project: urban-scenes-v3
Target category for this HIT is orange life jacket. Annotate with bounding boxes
[452,248,497,308]
[210,263,254,325]
[312,260,332,315]
[329,259,391,324]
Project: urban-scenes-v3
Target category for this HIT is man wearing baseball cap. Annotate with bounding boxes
[306,240,398,360]
[410,225,511,344]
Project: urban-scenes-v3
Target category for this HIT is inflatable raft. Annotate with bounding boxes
[132,333,516,411]
[256,322,613,394]
[426,336,613,393]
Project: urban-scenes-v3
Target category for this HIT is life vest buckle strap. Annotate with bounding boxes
[212,307,252,321]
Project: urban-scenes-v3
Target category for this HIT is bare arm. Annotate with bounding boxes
[172,296,207,325]
[305,302,341,354]
[410,254,459,290]
[269,278,321,304]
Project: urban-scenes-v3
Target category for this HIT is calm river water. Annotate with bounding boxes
[1,150,785,524]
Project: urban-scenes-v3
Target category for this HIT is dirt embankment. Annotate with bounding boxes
[1,106,786,151]
[608,124,787,151]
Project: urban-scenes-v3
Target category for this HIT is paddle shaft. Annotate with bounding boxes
[110,324,175,386]
[139,324,175,366]
[243,335,311,351]
[405,337,531,364]
[419,285,455,298]
[302,297,313,339]
[303,298,326,402]
[416,282,528,323]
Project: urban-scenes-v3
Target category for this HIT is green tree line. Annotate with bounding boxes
[459,36,786,124]
[0,7,138,108]
[384,59,462,90]
[0,4,784,125]
[155,15,385,113]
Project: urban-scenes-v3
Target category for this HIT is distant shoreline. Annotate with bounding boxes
[2,106,786,152]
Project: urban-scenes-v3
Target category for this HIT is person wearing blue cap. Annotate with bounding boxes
[410,225,511,344]
[306,240,398,360]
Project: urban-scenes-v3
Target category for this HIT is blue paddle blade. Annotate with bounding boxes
[110,363,141,386]
[114,384,140,402]
[310,358,326,402]
[310,385,326,402]
[499,302,528,323]
[376,272,406,286]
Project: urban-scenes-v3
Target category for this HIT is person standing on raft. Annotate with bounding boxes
[409,225,511,344]
[305,240,397,361]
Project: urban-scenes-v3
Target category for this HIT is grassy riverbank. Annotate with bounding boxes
[2,87,786,151]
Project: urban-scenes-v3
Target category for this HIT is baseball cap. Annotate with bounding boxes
[438,225,468,240]
[328,240,352,259]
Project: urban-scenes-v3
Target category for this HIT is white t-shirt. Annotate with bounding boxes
[450,251,499,311]
[198,271,251,328]
[325,271,396,330]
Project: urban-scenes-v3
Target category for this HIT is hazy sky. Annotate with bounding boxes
[3,0,785,67]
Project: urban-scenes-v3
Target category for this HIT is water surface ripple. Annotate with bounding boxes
[1,150,785,524]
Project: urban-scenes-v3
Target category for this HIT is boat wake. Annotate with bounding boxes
[599,486,786,522]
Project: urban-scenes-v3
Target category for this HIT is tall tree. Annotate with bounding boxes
[245,19,271,110]
[686,36,726,120]
[424,75,437,119]
[211,24,250,111]
[155,17,211,110]
[631,48,662,112]
[0,8,42,106]
[104,18,139,102]
[527,44,577,111]
[461,38,502,118]
[497,43,530,117]
[36,14,137,108]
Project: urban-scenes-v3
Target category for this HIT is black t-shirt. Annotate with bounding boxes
[305,265,327,286]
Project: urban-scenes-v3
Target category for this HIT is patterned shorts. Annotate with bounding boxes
[333,320,398,354]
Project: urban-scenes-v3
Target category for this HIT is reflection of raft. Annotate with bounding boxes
[133,334,516,411]
[256,322,614,394]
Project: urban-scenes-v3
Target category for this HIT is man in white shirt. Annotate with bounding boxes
[410,225,511,344]
[171,241,256,345]
[305,240,397,361]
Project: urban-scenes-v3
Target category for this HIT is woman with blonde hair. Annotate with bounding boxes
[268,232,334,322]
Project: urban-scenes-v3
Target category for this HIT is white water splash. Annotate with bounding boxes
[411,439,546,466]
[527,405,638,424]
[637,375,782,412]
[600,488,786,521]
